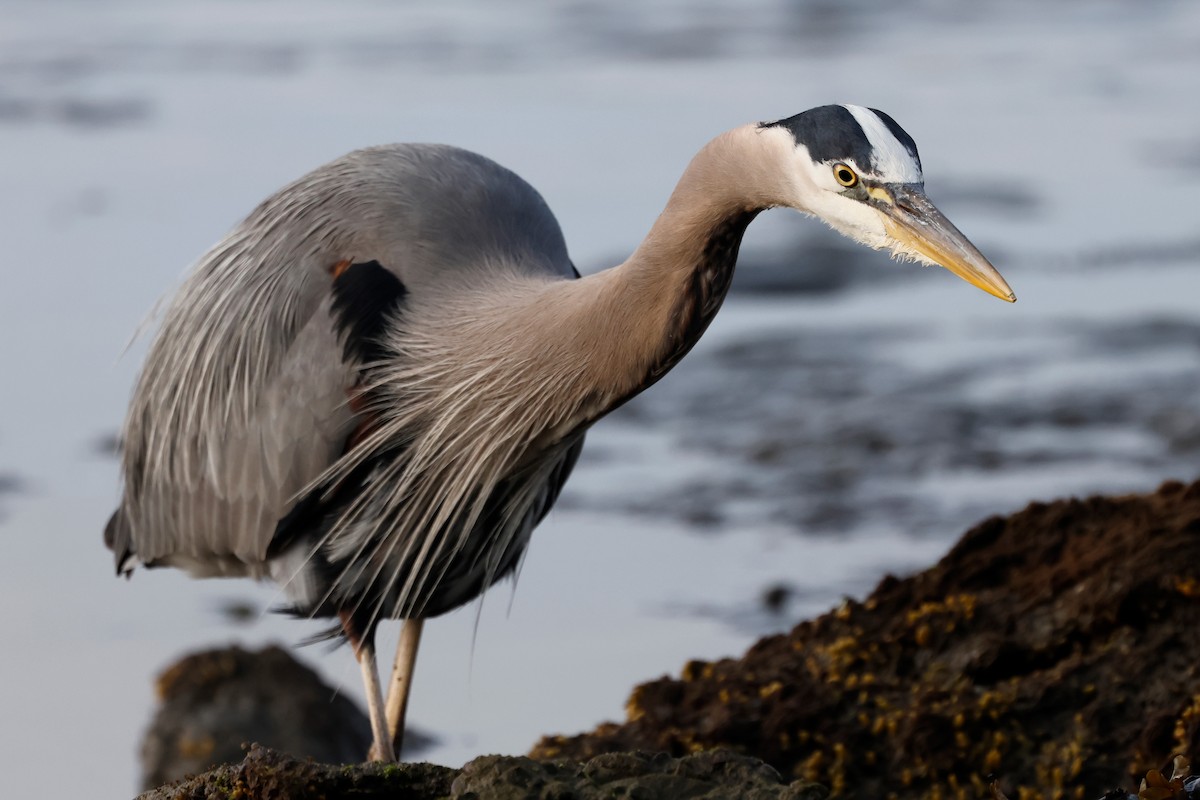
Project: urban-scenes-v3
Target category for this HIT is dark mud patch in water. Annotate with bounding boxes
[0,91,152,128]
[583,310,1200,550]
[91,431,121,459]
[0,473,24,495]
[0,472,27,521]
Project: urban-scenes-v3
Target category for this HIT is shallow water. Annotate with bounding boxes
[2,0,1199,795]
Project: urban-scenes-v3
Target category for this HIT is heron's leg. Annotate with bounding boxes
[384,617,425,757]
[340,612,395,762]
[359,642,395,762]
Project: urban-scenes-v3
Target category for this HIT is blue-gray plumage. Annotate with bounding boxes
[106,105,1014,763]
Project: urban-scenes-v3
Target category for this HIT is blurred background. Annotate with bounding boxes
[2,0,1199,795]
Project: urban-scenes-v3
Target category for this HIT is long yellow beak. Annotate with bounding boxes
[877,185,1016,303]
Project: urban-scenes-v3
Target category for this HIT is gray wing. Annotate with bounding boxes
[107,143,574,577]
[110,254,358,577]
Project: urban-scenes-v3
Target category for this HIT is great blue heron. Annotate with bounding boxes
[105,104,1014,763]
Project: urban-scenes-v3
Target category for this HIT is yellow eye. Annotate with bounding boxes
[833,163,858,188]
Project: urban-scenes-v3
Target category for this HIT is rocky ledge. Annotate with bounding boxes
[534,479,1200,799]
[137,744,826,799]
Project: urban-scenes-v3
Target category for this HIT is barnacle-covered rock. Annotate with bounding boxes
[534,479,1200,799]
[136,744,826,799]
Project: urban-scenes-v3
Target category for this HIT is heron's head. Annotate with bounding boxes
[761,104,1014,302]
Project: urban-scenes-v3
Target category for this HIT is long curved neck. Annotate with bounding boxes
[423,124,799,451]
[623,205,760,386]
[564,124,795,414]
[365,125,799,474]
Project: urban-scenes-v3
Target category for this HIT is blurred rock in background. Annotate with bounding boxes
[140,643,434,789]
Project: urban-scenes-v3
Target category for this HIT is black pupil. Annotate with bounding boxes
[838,169,853,184]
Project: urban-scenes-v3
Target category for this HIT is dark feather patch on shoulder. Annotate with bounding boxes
[331,260,408,363]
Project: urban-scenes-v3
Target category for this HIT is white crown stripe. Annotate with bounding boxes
[842,104,923,183]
